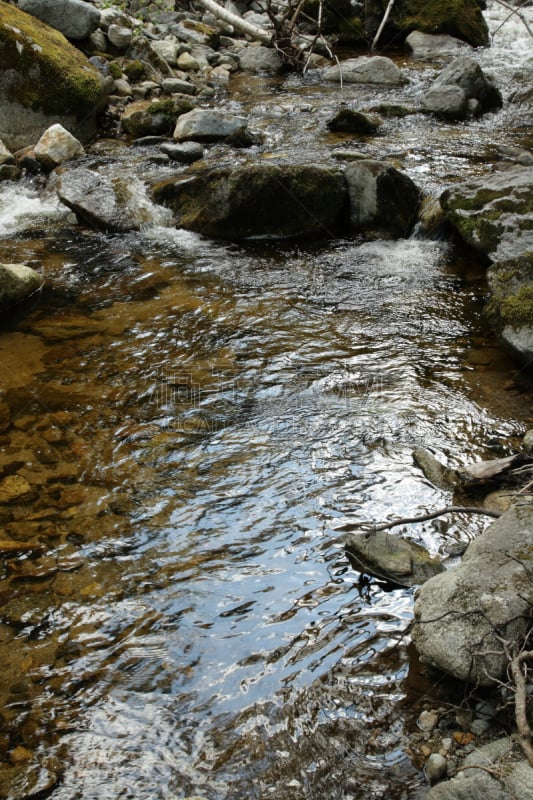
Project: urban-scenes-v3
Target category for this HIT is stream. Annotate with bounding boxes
[0,3,532,799]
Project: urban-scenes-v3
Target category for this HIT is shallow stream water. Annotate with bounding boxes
[0,3,532,799]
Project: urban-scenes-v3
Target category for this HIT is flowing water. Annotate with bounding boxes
[0,3,532,799]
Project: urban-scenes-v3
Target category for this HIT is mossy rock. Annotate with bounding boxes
[486,252,533,364]
[121,97,195,138]
[0,0,108,149]
[152,164,348,240]
[365,0,489,48]
[124,59,146,82]
[440,166,533,260]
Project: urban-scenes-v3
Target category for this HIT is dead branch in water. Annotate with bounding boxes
[337,505,501,533]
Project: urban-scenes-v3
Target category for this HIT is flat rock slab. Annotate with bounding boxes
[413,504,533,685]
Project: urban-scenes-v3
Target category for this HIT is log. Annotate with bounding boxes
[195,0,273,45]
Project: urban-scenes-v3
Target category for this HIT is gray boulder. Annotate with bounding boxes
[160,141,204,164]
[0,263,42,309]
[324,56,406,85]
[57,167,156,232]
[0,140,14,166]
[238,45,282,74]
[440,165,533,261]
[152,164,347,240]
[344,160,420,238]
[431,56,503,114]
[422,85,469,120]
[412,505,533,686]
[173,109,249,142]
[406,30,471,61]
[18,0,100,41]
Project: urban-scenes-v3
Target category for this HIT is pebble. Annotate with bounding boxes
[418,709,440,732]
[425,753,447,784]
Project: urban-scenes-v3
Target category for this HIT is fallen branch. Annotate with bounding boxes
[195,0,273,45]
[491,0,533,40]
[371,0,396,50]
[509,649,533,766]
[338,505,501,533]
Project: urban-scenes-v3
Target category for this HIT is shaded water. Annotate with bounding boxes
[1,3,532,798]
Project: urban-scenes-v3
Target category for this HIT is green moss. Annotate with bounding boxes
[397,0,489,46]
[498,285,533,326]
[486,253,533,329]
[124,59,145,82]
[0,1,103,116]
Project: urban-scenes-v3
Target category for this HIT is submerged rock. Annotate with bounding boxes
[345,529,444,587]
[0,262,43,309]
[324,56,406,85]
[327,109,382,135]
[344,159,420,238]
[0,0,108,150]
[152,164,347,240]
[412,505,533,686]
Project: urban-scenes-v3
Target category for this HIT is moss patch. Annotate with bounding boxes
[487,252,533,329]
[0,0,104,116]
[396,0,489,46]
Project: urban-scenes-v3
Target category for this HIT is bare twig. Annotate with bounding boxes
[338,505,501,533]
[509,649,533,766]
[491,0,533,40]
[371,0,396,50]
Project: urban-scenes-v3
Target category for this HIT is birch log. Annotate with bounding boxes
[195,0,274,45]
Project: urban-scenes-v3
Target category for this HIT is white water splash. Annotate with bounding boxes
[0,181,67,236]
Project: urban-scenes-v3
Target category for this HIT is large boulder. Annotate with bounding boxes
[412,505,533,686]
[440,165,533,261]
[485,253,533,365]
[152,164,348,240]
[427,56,503,116]
[344,160,420,238]
[364,0,489,48]
[17,0,100,41]
[0,263,43,309]
[324,56,406,85]
[0,1,108,150]
[422,84,470,120]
